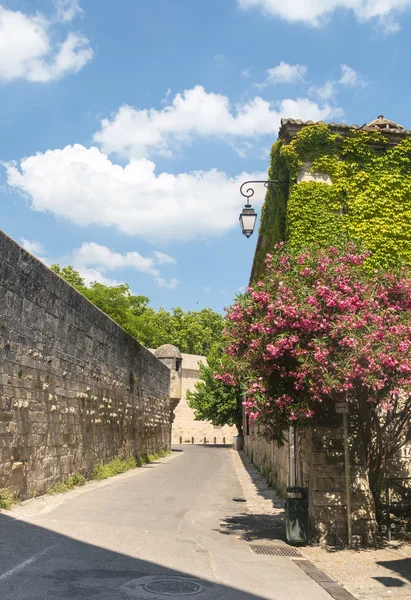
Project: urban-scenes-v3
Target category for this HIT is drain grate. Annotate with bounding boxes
[250,545,301,557]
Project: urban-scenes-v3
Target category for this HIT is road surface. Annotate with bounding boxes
[0,445,333,599]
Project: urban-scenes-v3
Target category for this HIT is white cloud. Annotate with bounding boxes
[0,4,92,83]
[161,87,172,105]
[74,267,119,287]
[214,53,226,61]
[312,81,337,101]
[310,65,366,102]
[54,0,82,23]
[339,64,363,87]
[241,67,252,78]
[258,148,270,160]
[71,243,180,289]
[203,286,211,292]
[279,97,343,121]
[93,85,341,158]
[237,0,411,30]
[71,242,160,276]
[5,144,268,243]
[378,16,401,33]
[21,238,45,256]
[20,238,118,286]
[49,33,93,80]
[229,140,254,159]
[254,62,307,87]
[36,241,178,288]
[155,276,180,289]
[153,251,176,265]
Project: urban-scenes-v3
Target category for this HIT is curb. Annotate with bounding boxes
[293,560,358,600]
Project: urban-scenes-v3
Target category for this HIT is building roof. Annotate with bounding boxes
[279,115,411,144]
[154,344,182,359]
[181,353,206,371]
[148,348,206,371]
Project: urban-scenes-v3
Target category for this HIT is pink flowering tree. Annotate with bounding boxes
[221,243,411,518]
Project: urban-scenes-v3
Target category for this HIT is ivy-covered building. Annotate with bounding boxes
[251,115,411,281]
[246,116,411,545]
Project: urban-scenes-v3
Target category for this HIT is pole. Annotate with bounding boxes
[289,425,296,488]
[343,408,352,548]
[294,426,298,487]
[386,478,391,542]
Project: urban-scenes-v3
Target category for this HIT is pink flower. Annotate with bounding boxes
[220,243,411,437]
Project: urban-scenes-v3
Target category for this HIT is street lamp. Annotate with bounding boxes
[239,180,287,238]
[239,204,257,239]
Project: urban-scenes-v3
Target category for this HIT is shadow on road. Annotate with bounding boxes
[219,512,286,542]
[0,513,269,599]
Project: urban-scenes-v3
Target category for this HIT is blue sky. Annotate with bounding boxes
[1,0,411,313]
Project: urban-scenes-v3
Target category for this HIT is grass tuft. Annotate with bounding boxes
[93,449,170,480]
[47,473,86,495]
[0,489,18,510]
[92,456,137,480]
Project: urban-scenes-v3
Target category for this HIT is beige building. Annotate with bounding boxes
[150,346,236,445]
[172,353,237,445]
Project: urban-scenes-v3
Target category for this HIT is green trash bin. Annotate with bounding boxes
[285,487,309,545]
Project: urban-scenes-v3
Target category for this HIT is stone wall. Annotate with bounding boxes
[171,353,237,445]
[245,424,377,545]
[0,230,171,499]
[244,430,290,495]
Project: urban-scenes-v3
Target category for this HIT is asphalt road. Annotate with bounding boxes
[0,445,332,599]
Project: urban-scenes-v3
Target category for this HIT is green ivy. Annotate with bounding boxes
[254,123,411,278]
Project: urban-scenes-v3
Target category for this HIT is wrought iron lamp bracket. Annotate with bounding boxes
[240,180,287,206]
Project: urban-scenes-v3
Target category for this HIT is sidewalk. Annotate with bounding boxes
[231,449,411,600]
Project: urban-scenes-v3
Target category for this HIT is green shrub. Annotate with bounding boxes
[92,456,138,480]
[157,449,169,458]
[0,489,17,510]
[92,463,110,481]
[140,454,149,465]
[47,472,86,495]
[47,482,71,495]
[70,473,86,486]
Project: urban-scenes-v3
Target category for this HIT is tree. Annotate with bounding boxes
[50,265,224,356]
[187,344,243,435]
[50,264,86,288]
[140,307,224,355]
[221,243,411,520]
[51,264,150,339]
[84,283,149,334]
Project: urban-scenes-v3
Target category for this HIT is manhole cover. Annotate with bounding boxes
[250,545,301,557]
[143,579,202,596]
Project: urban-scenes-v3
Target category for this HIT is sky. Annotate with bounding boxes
[1,0,411,313]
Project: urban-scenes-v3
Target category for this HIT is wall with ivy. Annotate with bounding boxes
[253,123,411,279]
